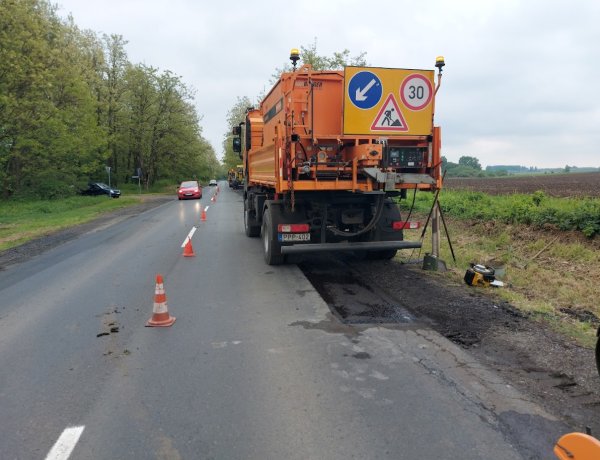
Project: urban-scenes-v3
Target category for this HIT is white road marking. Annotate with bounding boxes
[45,426,85,460]
[181,226,197,247]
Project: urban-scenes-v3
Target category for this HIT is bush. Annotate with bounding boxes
[401,190,600,238]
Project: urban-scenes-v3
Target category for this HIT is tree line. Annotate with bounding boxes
[0,0,219,199]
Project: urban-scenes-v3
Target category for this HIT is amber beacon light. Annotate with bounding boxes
[290,48,300,70]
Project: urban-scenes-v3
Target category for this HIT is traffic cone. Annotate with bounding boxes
[201,207,207,221]
[146,274,176,327]
[182,238,195,257]
[210,195,215,202]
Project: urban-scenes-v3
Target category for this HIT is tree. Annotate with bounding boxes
[101,34,129,181]
[0,0,104,197]
[271,39,367,82]
[0,1,215,197]
[458,156,482,171]
[441,156,459,172]
[222,96,253,170]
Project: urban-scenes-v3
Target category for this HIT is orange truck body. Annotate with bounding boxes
[238,61,444,264]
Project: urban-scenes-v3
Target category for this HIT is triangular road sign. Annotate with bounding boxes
[370,94,408,131]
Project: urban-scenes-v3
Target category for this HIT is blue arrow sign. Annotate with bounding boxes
[348,71,382,109]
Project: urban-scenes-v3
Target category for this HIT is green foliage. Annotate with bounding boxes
[402,190,600,238]
[0,194,140,250]
[0,0,217,200]
[445,165,481,177]
[458,156,482,170]
[222,96,253,171]
[271,39,368,83]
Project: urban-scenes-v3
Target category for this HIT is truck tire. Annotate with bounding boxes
[262,206,284,265]
[366,198,400,260]
[244,201,260,237]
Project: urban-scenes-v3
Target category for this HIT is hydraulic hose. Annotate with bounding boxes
[327,194,386,238]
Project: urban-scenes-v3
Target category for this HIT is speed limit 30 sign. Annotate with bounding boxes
[400,74,433,111]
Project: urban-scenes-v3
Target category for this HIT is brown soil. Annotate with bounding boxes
[1,194,599,439]
[351,258,600,435]
[444,171,600,197]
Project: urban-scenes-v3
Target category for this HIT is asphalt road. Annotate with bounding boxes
[0,183,561,459]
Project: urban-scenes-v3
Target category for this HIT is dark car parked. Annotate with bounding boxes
[80,182,121,198]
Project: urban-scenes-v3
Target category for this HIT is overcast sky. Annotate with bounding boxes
[56,0,599,168]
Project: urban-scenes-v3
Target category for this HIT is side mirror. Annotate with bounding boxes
[232,126,241,136]
[232,137,241,153]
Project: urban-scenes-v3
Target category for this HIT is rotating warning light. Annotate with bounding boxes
[435,56,445,70]
[290,48,300,69]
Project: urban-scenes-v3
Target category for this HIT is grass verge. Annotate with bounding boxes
[0,195,153,251]
[398,202,600,347]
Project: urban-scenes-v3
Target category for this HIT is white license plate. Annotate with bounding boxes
[279,233,310,242]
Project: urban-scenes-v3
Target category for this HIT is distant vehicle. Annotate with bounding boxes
[228,165,243,189]
[178,180,202,200]
[80,182,121,198]
[209,179,218,186]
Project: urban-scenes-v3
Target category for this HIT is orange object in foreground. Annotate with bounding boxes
[182,239,195,257]
[146,274,176,327]
[554,432,600,459]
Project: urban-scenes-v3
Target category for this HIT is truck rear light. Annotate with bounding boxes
[278,223,310,233]
[392,221,420,230]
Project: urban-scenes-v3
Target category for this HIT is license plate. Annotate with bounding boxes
[279,233,310,242]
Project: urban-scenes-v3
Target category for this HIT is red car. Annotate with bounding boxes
[177,180,202,200]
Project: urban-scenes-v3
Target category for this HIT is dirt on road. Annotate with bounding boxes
[1,195,598,442]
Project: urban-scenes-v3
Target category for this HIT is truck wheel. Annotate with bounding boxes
[244,201,260,237]
[262,206,284,265]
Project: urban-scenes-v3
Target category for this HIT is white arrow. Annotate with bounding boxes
[355,79,376,101]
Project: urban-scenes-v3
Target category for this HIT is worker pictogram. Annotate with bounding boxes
[370,94,408,131]
[400,74,433,111]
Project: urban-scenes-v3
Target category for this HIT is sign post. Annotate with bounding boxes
[132,168,142,194]
[105,166,112,198]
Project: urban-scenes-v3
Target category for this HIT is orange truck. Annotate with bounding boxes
[233,50,445,264]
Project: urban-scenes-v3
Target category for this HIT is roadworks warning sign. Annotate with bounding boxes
[370,94,408,132]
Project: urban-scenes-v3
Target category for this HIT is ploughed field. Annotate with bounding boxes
[444,172,600,197]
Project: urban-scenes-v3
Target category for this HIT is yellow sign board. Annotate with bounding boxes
[343,66,435,136]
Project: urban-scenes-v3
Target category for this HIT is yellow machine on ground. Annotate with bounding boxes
[228,165,243,189]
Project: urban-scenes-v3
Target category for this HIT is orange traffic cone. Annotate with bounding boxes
[146,274,176,327]
[201,207,207,221]
[210,195,215,202]
[182,238,195,257]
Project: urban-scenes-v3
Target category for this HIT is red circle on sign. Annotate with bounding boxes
[400,74,433,111]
